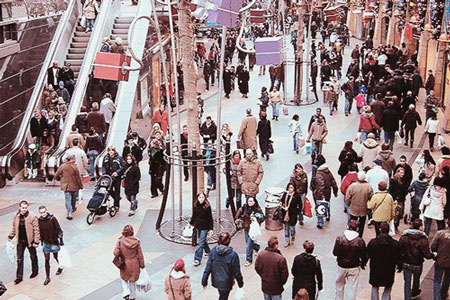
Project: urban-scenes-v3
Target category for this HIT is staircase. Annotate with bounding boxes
[66,19,92,78]
[110,16,134,50]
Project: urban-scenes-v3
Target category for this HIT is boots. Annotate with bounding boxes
[32,169,38,179]
[27,168,32,179]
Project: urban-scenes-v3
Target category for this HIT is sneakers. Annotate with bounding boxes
[326,217,330,222]
[244,261,252,267]
[193,260,200,267]
[316,224,323,229]
[128,211,135,217]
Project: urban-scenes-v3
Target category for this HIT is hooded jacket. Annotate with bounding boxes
[313,165,338,201]
[408,179,429,203]
[367,234,402,287]
[113,236,145,282]
[201,245,244,291]
[376,150,396,177]
[366,166,390,192]
[291,252,323,298]
[420,185,447,220]
[402,109,422,129]
[289,171,308,195]
[357,138,380,169]
[308,120,328,142]
[190,201,214,231]
[340,172,358,195]
[358,112,380,132]
[255,247,289,295]
[164,270,192,300]
[431,229,450,268]
[333,230,367,268]
[399,229,434,266]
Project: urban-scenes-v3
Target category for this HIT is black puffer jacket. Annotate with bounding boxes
[190,202,213,231]
[399,229,434,266]
[291,253,323,298]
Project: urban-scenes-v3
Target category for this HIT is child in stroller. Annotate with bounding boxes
[86,175,117,224]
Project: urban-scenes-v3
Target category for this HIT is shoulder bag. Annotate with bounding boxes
[372,194,387,216]
[112,239,125,269]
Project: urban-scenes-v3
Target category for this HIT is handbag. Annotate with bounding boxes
[303,197,313,218]
[237,140,244,149]
[272,207,283,221]
[299,137,305,148]
[267,141,274,154]
[121,166,131,188]
[282,105,289,115]
[113,239,125,269]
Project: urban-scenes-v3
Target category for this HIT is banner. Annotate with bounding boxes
[404,23,412,40]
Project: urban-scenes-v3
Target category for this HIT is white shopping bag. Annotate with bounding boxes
[136,268,151,292]
[182,224,193,238]
[234,287,245,300]
[6,240,16,263]
[58,246,72,268]
[438,134,446,149]
[389,220,396,236]
[303,142,312,155]
[80,16,86,28]
[354,132,361,143]
[395,131,402,144]
[249,218,261,241]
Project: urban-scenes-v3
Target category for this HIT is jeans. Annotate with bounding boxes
[205,75,210,90]
[272,102,281,118]
[293,132,299,151]
[316,201,330,227]
[344,202,351,224]
[350,215,367,238]
[371,286,392,300]
[227,188,242,209]
[329,100,337,114]
[88,150,99,178]
[16,240,38,280]
[383,131,395,150]
[410,198,421,221]
[403,263,423,300]
[311,140,323,160]
[434,264,450,300]
[264,294,282,300]
[429,133,436,149]
[64,191,78,217]
[194,229,210,262]
[405,127,415,145]
[335,265,360,300]
[284,223,296,243]
[244,230,260,263]
[298,194,305,222]
[424,217,445,236]
[345,97,353,114]
[126,194,138,211]
[361,130,371,143]
[85,18,95,31]
[121,279,136,299]
[218,289,231,300]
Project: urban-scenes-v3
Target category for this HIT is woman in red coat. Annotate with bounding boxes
[152,104,169,135]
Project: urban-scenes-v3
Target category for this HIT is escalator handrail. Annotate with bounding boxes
[0,0,80,180]
[46,0,121,180]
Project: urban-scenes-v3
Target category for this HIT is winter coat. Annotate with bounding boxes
[279,192,302,226]
[289,172,308,195]
[100,97,116,124]
[307,121,328,142]
[376,150,396,176]
[200,121,217,142]
[153,109,169,134]
[65,132,85,149]
[64,147,88,176]
[54,161,83,192]
[408,180,429,204]
[431,229,450,268]
[83,0,98,19]
[237,157,264,196]
[122,144,143,162]
[165,270,192,300]
[38,214,63,246]
[381,108,399,132]
[358,112,380,132]
[394,163,413,187]
[313,165,338,201]
[435,155,450,177]
[399,229,434,266]
[148,146,166,177]
[238,115,258,150]
[255,248,289,296]
[389,177,409,203]
[333,230,368,268]
[75,112,89,134]
[288,120,302,136]
[26,149,40,169]
[420,185,447,220]
[121,164,140,196]
[424,119,439,134]
[367,234,402,287]
[30,116,48,138]
[337,149,361,177]
[201,245,244,291]
[87,111,107,134]
[402,109,422,129]
[340,172,358,195]
[357,138,380,169]
[291,253,323,298]
[113,236,145,282]
[235,204,264,231]
[434,175,450,218]
[238,70,250,94]
[85,133,103,152]
[230,159,241,189]
[257,117,271,154]
[103,154,125,176]
[370,100,385,125]
[9,211,41,247]
[367,191,395,222]
[366,166,390,192]
[190,202,213,231]
[345,181,374,217]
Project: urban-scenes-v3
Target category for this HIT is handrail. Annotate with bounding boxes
[46,0,120,181]
[0,0,79,180]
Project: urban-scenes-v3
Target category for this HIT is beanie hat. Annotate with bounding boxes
[173,259,185,272]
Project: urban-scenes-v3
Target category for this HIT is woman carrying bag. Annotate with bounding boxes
[113,225,145,300]
[165,259,192,300]
[190,193,213,267]
[420,184,447,235]
[121,154,141,217]
[280,183,302,248]
[235,197,264,267]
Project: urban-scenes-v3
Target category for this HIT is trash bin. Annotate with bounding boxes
[264,187,284,231]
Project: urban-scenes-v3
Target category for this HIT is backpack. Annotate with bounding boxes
[440,158,450,173]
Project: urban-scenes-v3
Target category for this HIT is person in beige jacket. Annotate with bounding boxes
[306,115,328,161]
[237,149,264,198]
[367,181,395,236]
[165,259,192,300]
[8,200,40,284]
[237,108,258,153]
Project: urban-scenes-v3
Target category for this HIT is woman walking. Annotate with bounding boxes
[238,66,250,98]
[38,206,63,285]
[424,114,439,151]
[408,173,429,221]
[235,197,264,267]
[269,87,284,121]
[289,163,308,225]
[165,259,192,300]
[289,114,303,154]
[256,111,271,161]
[389,167,409,228]
[414,149,436,182]
[420,184,447,235]
[280,183,302,247]
[121,154,141,217]
[103,146,125,209]
[337,141,360,179]
[191,193,213,267]
[148,138,166,198]
[113,225,145,300]
[226,150,242,210]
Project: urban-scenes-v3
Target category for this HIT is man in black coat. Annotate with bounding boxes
[59,62,75,96]
[381,101,399,150]
[425,70,435,95]
[200,116,217,143]
[411,70,423,97]
[47,61,62,87]
[367,222,402,300]
[180,125,189,181]
[30,109,48,139]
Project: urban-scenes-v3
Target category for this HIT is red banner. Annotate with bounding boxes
[405,23,412,40]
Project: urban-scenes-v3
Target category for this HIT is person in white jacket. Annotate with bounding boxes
[424,114,439,151]
[289,114,303,154]
[366,159,390,192]
[420,184,447,235]
[100,93,117,125]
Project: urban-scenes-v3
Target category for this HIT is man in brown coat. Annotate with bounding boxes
[255,236,289,299]
[344,171,374,237]
[237,149,264,198]
[237,108,258,155]
[54,155,83,220]
[8,200,40,284]
[87,102,107,143]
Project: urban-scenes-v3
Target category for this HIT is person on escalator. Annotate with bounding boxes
[85,128,103,181]
[99,93,116,133]
[110,37,125,55]
[56,82,70,104]
[82,0,99,33]
[103,146,125,210]
[87,102,107,143]
[25,144,41,179]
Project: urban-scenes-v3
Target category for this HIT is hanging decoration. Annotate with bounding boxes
[93,52,131,81]
[254,36,284,65]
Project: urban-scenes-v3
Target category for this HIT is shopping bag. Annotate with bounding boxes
[303,197,313,218]
[182,224,193,238]
[249,218,261,241]
[299,137,305,148]
[6,240,16,263]
[136,268,152,292]
[282,105,289,116]
[315,200,329,217]
[389,220,396,236]
[395,131,402,144]
[354,132,361,143]
[58,246,72,268]
[438,134,446,149]
[303,142,312,155]
[80,16,86,28]
[234,287,245,300]
[267,141,274,154]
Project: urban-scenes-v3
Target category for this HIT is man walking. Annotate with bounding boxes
[367,222,402,300]
[8,200,40,284]
[306,115,328,162]
[255,236,289,300]
[381,101,400,151]
[54,155,83,220]
[431,218,450,300]
[237,109,258,156]
[333,219,368,300]
[237,149,264,199]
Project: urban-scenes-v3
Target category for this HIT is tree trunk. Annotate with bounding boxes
[179,0,204,193]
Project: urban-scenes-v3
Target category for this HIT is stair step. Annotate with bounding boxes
[71,66,81,72]
[67,53,85,59]
[113,23,131,29]
[76,26,93,32]
[73,36,90,43]
[110,34,128,41]
[71,42,88,48]
[68,48,87,54]
[115,17,134,22]
[75,31,91,37]
[112,29,128,34]
[64,59,83,66]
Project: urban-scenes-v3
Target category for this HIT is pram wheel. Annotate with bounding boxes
[109,206,117,217]
[86,212,95,225]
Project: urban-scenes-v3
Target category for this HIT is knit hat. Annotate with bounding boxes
[59,81,64,86]
[173,259,185,272]
[373,158,382,166]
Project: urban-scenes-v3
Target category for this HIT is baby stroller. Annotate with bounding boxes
[86,175,117,224]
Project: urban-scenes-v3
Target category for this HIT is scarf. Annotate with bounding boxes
[233,157,241,164]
